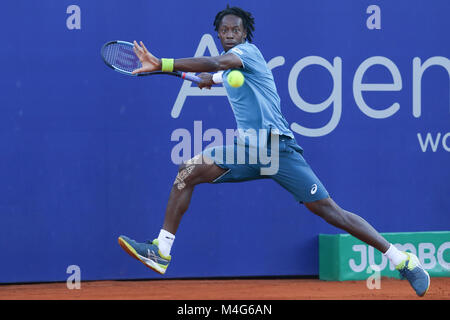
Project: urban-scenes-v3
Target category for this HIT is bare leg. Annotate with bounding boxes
[304,197,390,253]
[162,155,226,234]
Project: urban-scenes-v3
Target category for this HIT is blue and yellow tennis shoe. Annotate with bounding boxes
[396,251,430,297]
[118,235,171,275]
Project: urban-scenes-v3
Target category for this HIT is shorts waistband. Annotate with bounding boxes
[270,134,292,142]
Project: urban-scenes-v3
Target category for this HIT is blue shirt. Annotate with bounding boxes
[222,42,294,144]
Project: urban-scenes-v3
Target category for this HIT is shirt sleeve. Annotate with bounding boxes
[228,43,260,74]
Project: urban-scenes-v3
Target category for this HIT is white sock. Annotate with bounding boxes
[383,244,408,266]
[157,229,175,257]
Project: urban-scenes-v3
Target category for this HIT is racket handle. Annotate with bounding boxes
[180,72,202,83]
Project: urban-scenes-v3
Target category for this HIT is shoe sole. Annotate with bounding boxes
[408,253,431,297]
[118,237,166,275]
[418,270,431,297]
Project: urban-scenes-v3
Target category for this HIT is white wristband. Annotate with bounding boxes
[212,71,224,84]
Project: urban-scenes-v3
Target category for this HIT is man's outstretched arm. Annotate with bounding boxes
[131,40,242,74]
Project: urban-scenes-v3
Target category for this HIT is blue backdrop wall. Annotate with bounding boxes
[1,0,449,283]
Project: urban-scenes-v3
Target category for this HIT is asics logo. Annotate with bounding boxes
[311,184,318,195]
[147,249,168,264]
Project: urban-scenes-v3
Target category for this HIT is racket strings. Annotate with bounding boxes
[103,43,142,73]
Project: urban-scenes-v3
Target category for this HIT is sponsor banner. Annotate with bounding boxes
[319,231,450,281]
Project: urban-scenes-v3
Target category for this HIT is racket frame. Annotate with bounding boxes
[101,40,201,82]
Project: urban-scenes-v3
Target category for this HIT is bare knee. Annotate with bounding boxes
[173,162,199,190]
[305,198,334,216]
[305,198,348,228]
[173,155,217,190]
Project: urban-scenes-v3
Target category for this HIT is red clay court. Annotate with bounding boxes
[1,277,449,300]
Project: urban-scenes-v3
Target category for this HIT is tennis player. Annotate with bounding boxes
[118,6,430,296]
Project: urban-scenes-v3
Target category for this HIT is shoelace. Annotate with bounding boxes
[399,266,422,281]
[397,257,411,280]
[398,268,408,280]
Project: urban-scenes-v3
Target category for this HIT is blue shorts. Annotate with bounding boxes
[202,135,329,203]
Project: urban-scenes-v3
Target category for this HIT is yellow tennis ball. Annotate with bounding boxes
[227,70,244,88]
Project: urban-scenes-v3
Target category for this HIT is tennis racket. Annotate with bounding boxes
[101,40,201,83]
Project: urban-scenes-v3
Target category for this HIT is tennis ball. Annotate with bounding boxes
[227,70,244,88]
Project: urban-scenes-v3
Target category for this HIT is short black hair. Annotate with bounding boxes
[213,5,255,42]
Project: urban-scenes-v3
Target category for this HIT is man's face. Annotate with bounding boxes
[218,14,247,52]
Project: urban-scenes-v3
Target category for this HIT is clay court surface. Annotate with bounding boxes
[1,277,449,300]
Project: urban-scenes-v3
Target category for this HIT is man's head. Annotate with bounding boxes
[214,6,255,52]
